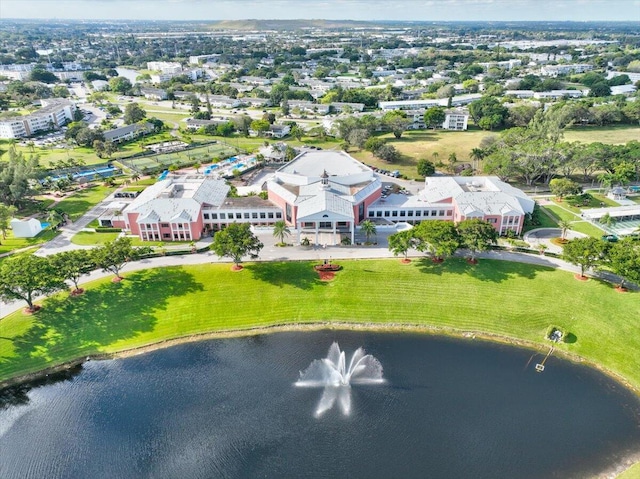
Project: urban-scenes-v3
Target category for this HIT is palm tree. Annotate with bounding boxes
[360,220,377,244]
[131,172,141,183]
[273,220,291,245]
[47,209,65,229]
[558,220,571,241]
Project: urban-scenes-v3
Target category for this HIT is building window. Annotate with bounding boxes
[220,213,226,220]
[161,223,169,227]
[203,214,209,220]
[384,211,390,217]
[368,211,375,217]
[260,212,266,219]
[376,211,382,217]
[400,211,406,217]
[244,213,250,219]
[276,212,282,219]
[358,203,365,222]
[446,210,452,216]
[438,210,445,216]
[163,233,170,238]
[211,213,217,220]
[407,210,414,217]
[487,218,497,224]
[392,211,398,217]
[268,212,274,219]
[320,221,332,229]
[415,210,421,217]
[285,203,292,222]
[431,210,437,217]
[252,212,258,219]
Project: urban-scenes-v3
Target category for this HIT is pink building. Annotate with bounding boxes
[267,150,382,245]
[367,176,534,235]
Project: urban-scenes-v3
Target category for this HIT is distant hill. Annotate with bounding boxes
[206,19,384,31]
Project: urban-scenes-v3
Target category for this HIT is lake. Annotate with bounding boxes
[1,331,639,478]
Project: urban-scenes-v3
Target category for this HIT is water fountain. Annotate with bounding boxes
[295,342,384,416]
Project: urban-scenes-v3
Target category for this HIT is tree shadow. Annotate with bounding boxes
[245,261,327,290]
[415,257,543,283]
[0,267,204,380]
[564,332,578,344]
[0,365,83,409]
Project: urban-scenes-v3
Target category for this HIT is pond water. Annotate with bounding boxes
[1,331,639,479]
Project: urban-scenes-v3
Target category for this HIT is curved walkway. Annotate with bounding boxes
[1,226,628,319]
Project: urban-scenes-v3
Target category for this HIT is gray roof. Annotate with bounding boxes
[420,176,534,216]
[124,175,230,222]
[277,150,371,178]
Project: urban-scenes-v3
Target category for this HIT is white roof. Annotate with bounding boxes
[418,176,534,215]
[296,190,355,221]
[277,150,371,179]
[124,175,229,223]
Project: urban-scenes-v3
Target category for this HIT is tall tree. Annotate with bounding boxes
[211,223,264,269]
[92,237,144,281]
[50,250,96,294]
[359,220,377,244]
[413,220,460,262]
[0,255,66,312]
[423,107,446,129]
[607,239,640,290]
[457,219,498,262]
[272,220,291,245]
[562,237,607,279]
[382,110,408,139]
[123,103,147,125]
[0,203,17,240]
[388,230,415,261]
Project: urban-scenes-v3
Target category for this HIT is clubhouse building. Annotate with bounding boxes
[106,150,533,243]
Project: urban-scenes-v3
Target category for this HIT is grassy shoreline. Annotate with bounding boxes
[0,258,638,394]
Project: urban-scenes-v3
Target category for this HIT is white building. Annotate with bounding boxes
[442,109,469,131]
[0,99,76,139]
[540,64,593,77]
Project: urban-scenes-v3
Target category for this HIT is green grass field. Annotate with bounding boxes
[618,462,640,479]
[0,228,58,255]
[542,204,606,237]
[1,258,638,397]
[53,185,117,221]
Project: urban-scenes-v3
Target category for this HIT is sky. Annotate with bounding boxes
[1,0,639,22]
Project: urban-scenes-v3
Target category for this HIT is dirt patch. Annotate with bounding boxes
[431,257,444,264]
[317,270,336,281]
[231,264,244,272]
[574,274,589,281]
[615,286,628,293]
[466,258,478,265]
[22,305,41,315]
[401,258,412,264]
[70,288,85,296]
[111,276,123,283]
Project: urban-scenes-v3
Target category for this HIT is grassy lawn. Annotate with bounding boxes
[563,125,640,145]
[71,231,189,247]
[618,462,640,479]
[54,185,117,221]
[0,228,58,255]
[70,231,120,245]
[543,204,605,237]
[0,258,639,397]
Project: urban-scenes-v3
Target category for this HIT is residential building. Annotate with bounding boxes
[540,64,593,77]
[442,109,469,131]
[0,98,76,139]
[103,122,154,143]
